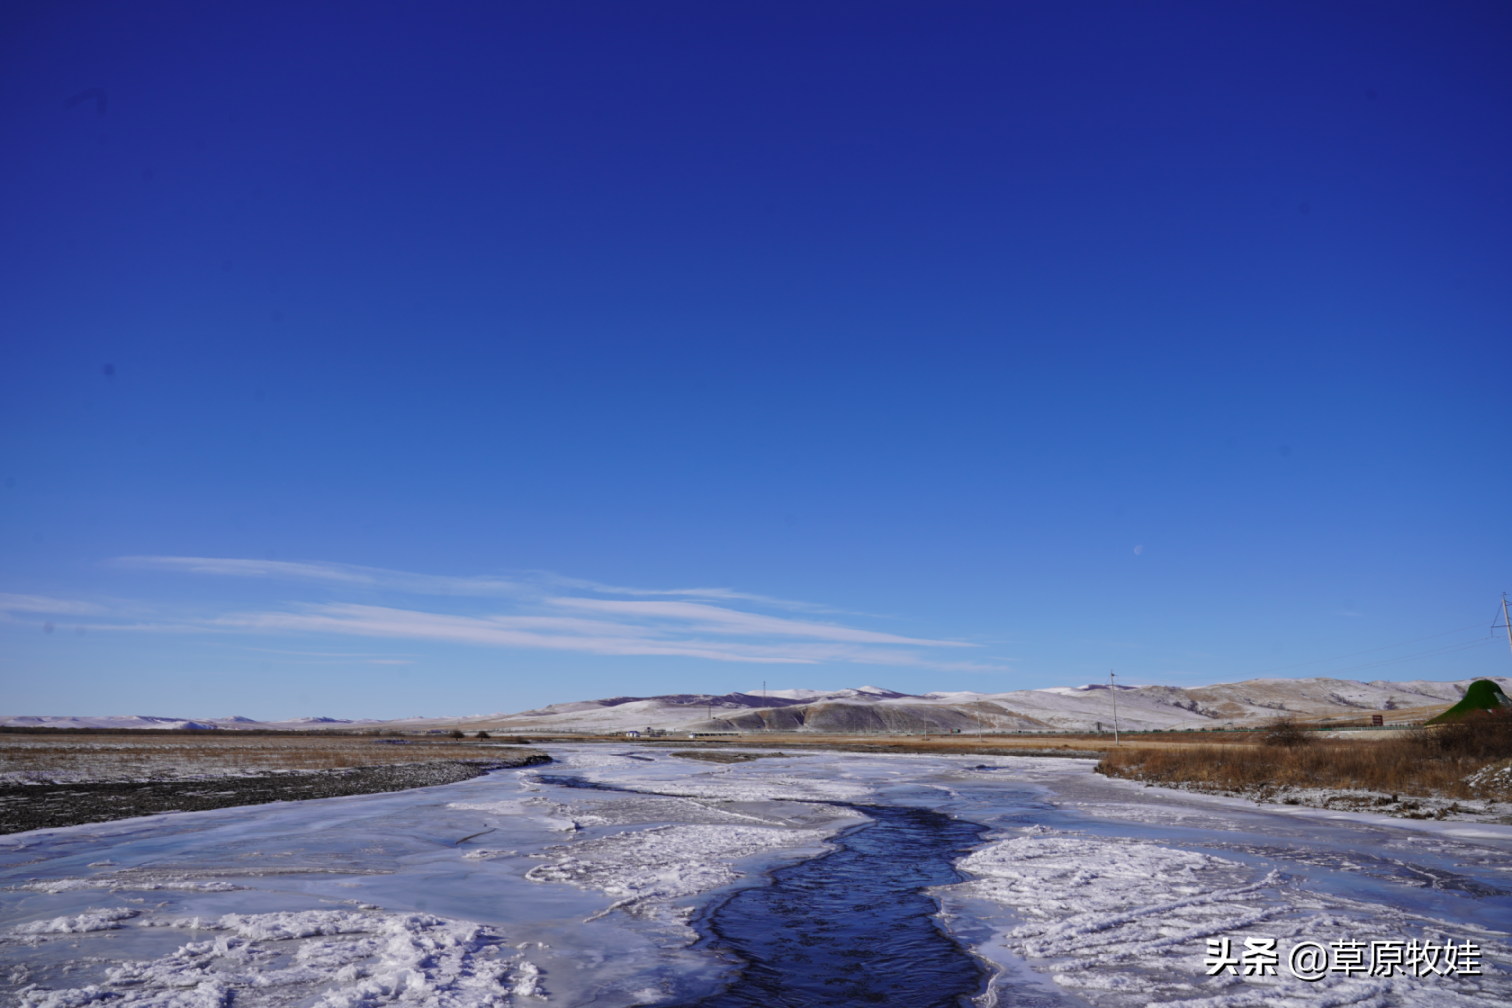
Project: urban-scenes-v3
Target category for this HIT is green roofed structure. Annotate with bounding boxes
[1425,680,1512,725]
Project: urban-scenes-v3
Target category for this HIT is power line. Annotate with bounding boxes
[1309,638,1497,679]
[1231,622,1490,678]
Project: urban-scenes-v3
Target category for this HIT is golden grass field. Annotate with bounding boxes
[1095,715,1512,802]
[1095,742,1506,799]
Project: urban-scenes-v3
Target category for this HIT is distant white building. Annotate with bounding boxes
[624,730,641,738]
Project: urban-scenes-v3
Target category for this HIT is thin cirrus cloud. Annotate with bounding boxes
[114,556,835,611]
[93,556,997,671]
[210,603,995,669]
[548,598,965,646]
[214,603,817,664]
[0,593,110,616]
[113,556,531,597]
[537,573,853,612]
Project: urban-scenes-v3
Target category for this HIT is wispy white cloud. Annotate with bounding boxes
[114,556,530,597]
[199,602,999,670]
[211,603,819,664]
[534,573,849,612]
[68,556,1001,672]
[114,556,863,612]
[0,593,110,616]
[548,598,968,646]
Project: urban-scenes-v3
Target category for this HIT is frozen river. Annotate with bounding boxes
[1,746,1508,1007]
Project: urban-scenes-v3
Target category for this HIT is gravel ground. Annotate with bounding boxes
[0,751,551,834]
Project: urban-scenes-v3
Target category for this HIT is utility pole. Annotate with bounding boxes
[1500,594,1512,667]
[1109,670,1121,745]
[974,701,983,741]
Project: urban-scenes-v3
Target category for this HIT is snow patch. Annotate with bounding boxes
[15,908,140,934]
[10,909,544,1008]
[1465,758,1512,796]
[17,878,246,895]
[946,831,1512,1006]
[526,824,823,920]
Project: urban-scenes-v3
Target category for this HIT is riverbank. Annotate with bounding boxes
[0,734,550,785]
[1096,743,1512,823]
[0,751,550,834]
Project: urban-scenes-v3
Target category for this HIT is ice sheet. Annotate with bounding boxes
[942,829,1512,1004]
[2,746,1509,1007]
[0,750,859,1007]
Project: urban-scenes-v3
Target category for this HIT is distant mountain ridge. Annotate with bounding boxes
[6,676,1507,734]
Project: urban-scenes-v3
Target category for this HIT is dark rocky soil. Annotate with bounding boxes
[0,751,551,835]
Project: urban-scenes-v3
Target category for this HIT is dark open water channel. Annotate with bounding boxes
[539,774,991,1008]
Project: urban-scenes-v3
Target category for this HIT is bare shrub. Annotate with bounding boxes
[1261,716,1312,748]
[475,731,491,739]
[1413,709,1512,760]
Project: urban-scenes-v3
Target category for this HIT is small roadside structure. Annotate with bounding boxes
[624,730,642,738]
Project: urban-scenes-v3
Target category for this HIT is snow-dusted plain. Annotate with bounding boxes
[2,748,1509,1007]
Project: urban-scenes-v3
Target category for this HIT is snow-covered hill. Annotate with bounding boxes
[9,675,1505,734]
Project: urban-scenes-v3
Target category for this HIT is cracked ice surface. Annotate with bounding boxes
[946,831,1511,1005]
[1,746,1510,1007]
[0,748,857,1008]
[932,760,1512,1007]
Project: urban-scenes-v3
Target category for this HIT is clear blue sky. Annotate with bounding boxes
[2,1,1509,720]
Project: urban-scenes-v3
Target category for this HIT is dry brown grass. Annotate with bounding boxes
[0,734,524,782]
[1096,716,1512,801]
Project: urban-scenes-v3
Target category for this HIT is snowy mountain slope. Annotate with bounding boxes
[0,715,226,731]
[1363,678,1487,702]
[906,686,1208,732]
[6,676,1507,734]
[738,685,913,703]
[290,674,1512,734]
[1177,676,1508,721]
